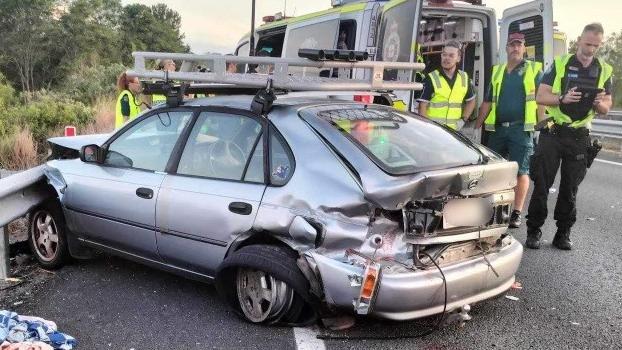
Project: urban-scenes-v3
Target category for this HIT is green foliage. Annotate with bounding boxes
[0,73,16,108]
[0,91,93,147]
[598,32,622,108]
[61,62,126,104]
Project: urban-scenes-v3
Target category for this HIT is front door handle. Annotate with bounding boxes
[229,201,252,215]
[136,187,154,199]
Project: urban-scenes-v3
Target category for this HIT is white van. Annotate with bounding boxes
[235,0,563,140]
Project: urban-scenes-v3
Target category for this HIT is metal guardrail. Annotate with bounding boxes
[592,117,622,139]
[0,165,50,279]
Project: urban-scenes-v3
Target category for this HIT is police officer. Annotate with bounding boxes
[418,40,476,130]
[152,59,176,104]
[115,73,143,129]
[525,23,613,250]
[476,32,544,228]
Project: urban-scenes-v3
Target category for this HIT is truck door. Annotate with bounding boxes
[375,0,424,112]
[499,0,554,70]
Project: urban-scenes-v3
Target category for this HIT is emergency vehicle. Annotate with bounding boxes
[235,0,565,141]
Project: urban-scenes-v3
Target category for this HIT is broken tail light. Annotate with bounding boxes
[354,263,381,314]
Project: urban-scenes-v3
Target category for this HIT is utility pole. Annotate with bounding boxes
[249,0,256,56]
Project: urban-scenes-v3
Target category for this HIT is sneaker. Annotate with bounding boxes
[509,210,522,228]
[525,227,542,249]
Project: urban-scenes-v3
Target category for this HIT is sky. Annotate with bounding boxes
[120,0,622,54]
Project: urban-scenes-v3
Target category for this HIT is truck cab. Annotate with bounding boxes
[235,0,560,142]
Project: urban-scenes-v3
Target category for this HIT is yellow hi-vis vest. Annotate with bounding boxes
[115,90,141,129]
[485,60,542,132]
[152,94,167,104]
[547,54,613,128]
[427,69,469,130]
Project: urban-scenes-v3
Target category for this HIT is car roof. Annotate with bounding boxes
[169,93,367,112]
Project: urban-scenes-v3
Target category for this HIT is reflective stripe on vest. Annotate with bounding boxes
[427,69,468,130]
[152,94,167,104]
[115,90,141,129]
[547,54,613,128]
[484,60,542,132]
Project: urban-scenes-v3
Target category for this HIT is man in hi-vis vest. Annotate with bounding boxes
[417,40,476,130]
[476,32,544,229]
[525,23,613,250]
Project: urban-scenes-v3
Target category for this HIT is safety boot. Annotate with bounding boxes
[525,227,542,249]
[552,228,573,250]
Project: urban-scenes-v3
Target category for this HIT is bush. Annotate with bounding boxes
[0,91,94,149]
[0,73,16,108]
[61,63,126,105]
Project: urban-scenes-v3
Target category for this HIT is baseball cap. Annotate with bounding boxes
[508,32,526,44]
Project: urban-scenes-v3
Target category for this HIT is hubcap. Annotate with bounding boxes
[236,267,293,323]
[31,210,59,262]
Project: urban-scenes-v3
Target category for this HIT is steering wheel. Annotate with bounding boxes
[208,140,246,178]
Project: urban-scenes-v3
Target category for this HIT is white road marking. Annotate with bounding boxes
[293,326,326,350]
[594,158,622,166]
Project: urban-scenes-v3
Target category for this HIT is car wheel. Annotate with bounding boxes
[216,244,313,325]
[28,200,69,269]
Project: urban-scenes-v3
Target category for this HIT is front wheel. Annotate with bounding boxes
[28,200,69,269]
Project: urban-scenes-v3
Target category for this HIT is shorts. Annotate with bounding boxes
[486,124,534,175]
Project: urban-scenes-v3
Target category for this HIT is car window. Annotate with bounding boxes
[243,134,264,183]
[177,112,262,181]
[270,129,293,186]
[309,106,481,175]
[284,19,339,76]
[105,111,192,171]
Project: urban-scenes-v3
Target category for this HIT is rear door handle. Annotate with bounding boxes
[136,187,154,199]
[228,202,252,215]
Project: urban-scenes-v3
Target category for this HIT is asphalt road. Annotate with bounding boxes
[7,155,622,350]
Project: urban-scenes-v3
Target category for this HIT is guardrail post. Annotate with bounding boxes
[0,226,8,279]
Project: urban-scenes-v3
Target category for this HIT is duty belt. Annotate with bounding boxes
[550,123,589,138]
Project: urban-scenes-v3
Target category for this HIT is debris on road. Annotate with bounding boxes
[570,322,580,326]
[0,310,76,349]
[586,217,596,221]
[511,281,523,290]
[505,295,519,301]
[549,188,557,193]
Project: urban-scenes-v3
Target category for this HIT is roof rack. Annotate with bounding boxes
[127,51,425,92]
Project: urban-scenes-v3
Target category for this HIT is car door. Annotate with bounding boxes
[155,109,268,276]
[63,109,194,259]
[499,0,554,70]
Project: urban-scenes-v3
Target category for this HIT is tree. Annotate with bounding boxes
[0,0,57,93]
[119,3,189,65]
[598,31,622,108]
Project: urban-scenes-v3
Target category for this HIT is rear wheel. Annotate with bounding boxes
[28,200,69,269]
[216,244,314,325]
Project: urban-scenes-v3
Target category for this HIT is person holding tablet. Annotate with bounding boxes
[525,23,613,251]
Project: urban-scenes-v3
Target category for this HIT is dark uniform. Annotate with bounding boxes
[526,54,613,250]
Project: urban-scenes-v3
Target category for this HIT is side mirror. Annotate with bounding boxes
[80,144,104,164]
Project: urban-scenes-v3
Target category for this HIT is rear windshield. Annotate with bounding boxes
[315,106,481,174]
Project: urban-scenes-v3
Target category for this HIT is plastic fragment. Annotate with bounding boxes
[511,281,523,290]
[505,295,519,301]
[586,217,595,221]
[549,188,557,193]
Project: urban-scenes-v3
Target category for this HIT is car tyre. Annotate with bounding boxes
[28,199,69,269]
[216,244,314,325]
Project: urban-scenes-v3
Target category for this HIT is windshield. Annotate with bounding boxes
[314,105,481,174]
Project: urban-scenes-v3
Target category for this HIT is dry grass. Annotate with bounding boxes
[0,126,39,170]
[82,96,116,134]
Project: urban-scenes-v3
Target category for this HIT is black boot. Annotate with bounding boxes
[525,227,542,249]
[552,228,572,250]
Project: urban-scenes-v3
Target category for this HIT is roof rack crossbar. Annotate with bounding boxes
[128,51,425,92]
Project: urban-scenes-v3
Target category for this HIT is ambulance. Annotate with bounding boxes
[235,0,564,140]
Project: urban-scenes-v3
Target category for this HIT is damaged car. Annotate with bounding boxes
[31,94,522,325]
